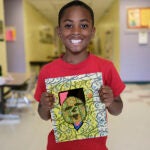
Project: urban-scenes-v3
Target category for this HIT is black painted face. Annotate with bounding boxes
[61,96,86,125]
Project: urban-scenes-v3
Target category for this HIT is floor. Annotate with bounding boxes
[0,84,150,150]
[107,83,150,150]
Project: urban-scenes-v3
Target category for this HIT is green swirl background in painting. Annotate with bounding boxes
[45,72,108,143]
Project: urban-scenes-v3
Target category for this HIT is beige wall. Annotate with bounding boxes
[97,0,120,70]
[1,0,120,73]
[0,0,7,74]
[23,1,55,72]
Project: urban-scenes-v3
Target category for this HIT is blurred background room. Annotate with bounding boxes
[0,0,150,150]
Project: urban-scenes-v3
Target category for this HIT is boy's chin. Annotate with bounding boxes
[70,48,86,53]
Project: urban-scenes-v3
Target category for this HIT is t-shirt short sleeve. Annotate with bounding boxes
[34,69,46,102]
[103,62,125,97]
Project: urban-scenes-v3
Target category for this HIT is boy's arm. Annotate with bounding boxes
[99,85,123,116]
[106,96,123,116]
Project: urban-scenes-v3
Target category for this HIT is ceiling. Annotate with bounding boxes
[27,0,115,27]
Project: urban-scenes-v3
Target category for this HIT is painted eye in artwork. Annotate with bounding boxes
[65,106,72,111]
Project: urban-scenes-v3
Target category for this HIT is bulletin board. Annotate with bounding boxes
[127,7,150,29]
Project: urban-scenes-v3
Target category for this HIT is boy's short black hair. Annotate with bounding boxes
[58,0,94,26]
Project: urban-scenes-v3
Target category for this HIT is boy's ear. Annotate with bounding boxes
[56,26,62,38]
[91,27,96,38]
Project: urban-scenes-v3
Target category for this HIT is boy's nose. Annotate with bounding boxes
[72,26,81,34]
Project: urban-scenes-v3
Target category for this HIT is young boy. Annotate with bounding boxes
[34,1,125,150]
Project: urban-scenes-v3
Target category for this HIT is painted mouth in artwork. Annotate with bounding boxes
[72,114,79,120]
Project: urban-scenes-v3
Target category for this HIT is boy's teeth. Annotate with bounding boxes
[71,40,81,44]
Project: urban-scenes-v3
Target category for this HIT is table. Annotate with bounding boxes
[30,60,49,69]
[0,73,31,114]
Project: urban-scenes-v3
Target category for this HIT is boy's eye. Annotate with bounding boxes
[81,24,88,29]
[64,24,72,29]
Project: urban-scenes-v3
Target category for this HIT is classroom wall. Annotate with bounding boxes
[97,0,120,70]
[24,1,55,72]
[2,0,150,82]
[120,0,150,82]
[4,0,26,73]
[3,0,55,73]
[0,0,7,75]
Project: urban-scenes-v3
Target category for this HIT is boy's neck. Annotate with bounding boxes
[62,51,89,64]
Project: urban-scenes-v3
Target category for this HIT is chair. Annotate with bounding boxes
[6,74,37,109]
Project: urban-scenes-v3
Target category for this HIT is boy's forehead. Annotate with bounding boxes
[64,6,89,13]
[61,6,92,20]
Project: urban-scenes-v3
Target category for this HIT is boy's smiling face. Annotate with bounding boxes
[57,6,95,54]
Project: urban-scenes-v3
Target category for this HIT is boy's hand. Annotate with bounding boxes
[38,92,55,120]
[99,85,114,108]
[40,92,55,110]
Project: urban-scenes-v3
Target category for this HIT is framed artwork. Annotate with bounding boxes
[0,20,4,41]
[45,73,108,143]
[39,26,53,44]
[127,7,150,29]
[104,29,113,61]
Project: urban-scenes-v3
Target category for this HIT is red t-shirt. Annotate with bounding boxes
[34,53,125,150]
